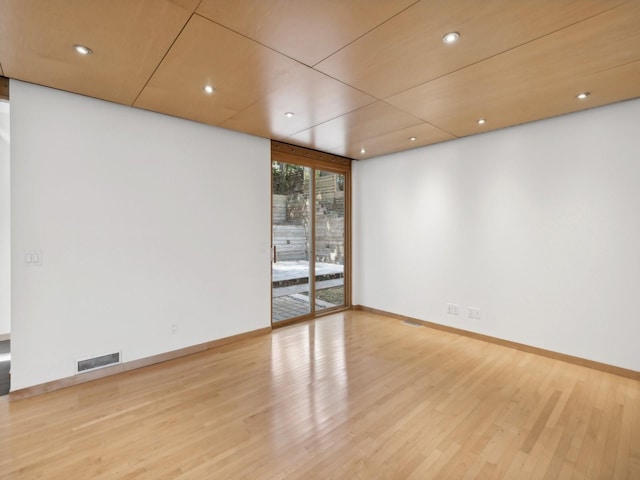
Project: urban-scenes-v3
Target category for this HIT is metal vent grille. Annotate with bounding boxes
[77,352,121,373]
[402,320,423,328]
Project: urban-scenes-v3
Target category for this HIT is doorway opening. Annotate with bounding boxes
[271,142,351,325]
[0,79,11,395]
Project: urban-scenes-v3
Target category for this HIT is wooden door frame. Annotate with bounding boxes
[271,141,352,327]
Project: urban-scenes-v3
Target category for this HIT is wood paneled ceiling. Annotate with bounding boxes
[1,0,639,159]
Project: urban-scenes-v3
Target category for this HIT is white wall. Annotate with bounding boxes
[0,101,9,337]
[10,81,271,390]
[353,99,640,372]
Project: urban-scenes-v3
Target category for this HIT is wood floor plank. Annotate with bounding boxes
[614,381,636,479]
[628,388,640,478]
[1,310,639,479]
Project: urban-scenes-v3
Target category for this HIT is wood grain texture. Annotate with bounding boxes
[8,327,271,402]
[271,141,352,169]
[386,2,640,137]
[0,0,200,105]
[1,310,638,479]
[338,121,456,159]
[134,14,298,126]
[315,0,627,99]
[286,101,424,158]
[0,76,8,101]
[219,64,376,140]
[196,0,417,67]
[1,1,638,159]
[134,14,374,131]
[355,305,640,381]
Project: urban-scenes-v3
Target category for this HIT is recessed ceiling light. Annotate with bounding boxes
[360,147,366,154]
[73,44,92,55]
[409,137,417,141]
[203,85,215,94]
[477,118,486,125]
[576,92,590,100]
[284,112,295,118]
[442,32,460,44]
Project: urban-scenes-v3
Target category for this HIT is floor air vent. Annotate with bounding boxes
[402,320,423,328]
[77,352,121,373]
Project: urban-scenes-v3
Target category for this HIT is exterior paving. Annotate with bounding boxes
[272,294,338,323]
[272,261,344,322]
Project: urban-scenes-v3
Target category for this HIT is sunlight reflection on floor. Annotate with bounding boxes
[270,316,348,451]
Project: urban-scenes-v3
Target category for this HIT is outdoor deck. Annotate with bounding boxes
[272,261,344,321]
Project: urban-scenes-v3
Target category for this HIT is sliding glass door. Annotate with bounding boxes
[271,145,349,325]
[314,170,345,312]
[272,162,312,321]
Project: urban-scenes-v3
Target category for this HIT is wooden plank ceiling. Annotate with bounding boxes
[1,0,639,159]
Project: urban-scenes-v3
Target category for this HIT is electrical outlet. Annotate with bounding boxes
[171,323,177,334]
[447,303,459,315]
[468,307,481,320]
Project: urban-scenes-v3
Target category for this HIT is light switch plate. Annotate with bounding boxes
[25,250,43,266]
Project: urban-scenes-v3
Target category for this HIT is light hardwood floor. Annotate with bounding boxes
[1,310,638,479]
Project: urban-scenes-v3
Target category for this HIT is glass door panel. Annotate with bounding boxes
[272,162,312,323]
[314,171,345,311]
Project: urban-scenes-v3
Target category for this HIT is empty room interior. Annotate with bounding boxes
[0,1,639,478]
